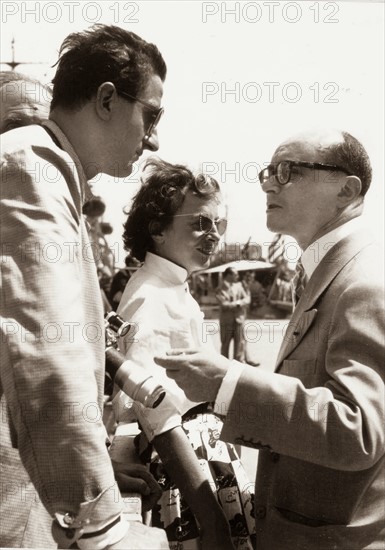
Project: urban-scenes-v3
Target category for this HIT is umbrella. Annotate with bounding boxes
[197,259,275,274]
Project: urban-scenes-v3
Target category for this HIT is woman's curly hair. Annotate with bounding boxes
[122,158,221,262]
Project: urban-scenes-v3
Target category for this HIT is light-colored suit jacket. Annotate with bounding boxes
[0,122,123,547]
[216,280,250,323]
[221,231,385,550]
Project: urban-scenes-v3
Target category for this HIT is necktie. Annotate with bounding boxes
[291,259,307,305]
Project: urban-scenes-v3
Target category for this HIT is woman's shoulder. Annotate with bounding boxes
[117,272,167,317]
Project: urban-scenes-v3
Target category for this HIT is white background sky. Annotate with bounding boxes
[1,1,384,266]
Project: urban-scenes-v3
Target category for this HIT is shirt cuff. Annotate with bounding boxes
[53,482,124,547]
[215,360,244,416]
[134,396,182,442]
[77,514,129,550]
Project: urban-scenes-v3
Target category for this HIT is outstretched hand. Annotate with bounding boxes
[154,348,231,402]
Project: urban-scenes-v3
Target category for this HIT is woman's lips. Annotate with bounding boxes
[198,243,216,256]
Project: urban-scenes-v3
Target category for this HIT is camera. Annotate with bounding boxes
[104,312,166,409]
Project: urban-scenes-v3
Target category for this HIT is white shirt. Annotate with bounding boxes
[113,252,208,441]
[215,217,364,412]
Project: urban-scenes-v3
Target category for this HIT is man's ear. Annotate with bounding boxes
[95,82,118,121]
[337,175,362,205]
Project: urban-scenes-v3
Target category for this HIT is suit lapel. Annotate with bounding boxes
[275,231,373,369]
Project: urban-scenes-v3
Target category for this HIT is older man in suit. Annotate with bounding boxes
[1,26,168,549]
[156,129,385,549]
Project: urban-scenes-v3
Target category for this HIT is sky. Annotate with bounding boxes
[1,1,384,266]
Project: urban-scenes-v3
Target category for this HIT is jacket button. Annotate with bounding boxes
[63,512,75,525]
[271,452,280,462]
[256,505,266,519]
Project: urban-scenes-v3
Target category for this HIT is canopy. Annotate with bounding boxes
[197,259,275,274]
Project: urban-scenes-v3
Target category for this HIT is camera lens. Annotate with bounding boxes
[105,312,132,338]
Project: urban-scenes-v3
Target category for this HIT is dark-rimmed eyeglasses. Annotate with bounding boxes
[118,91,164,139]
[173,213,228,236]
[258,160,353,186]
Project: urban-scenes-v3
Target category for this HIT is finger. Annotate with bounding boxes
[166,348,199,356]
[154,355,181,369]
[119,468,162,493]
[141,488,162,512]
[115,472,150,495]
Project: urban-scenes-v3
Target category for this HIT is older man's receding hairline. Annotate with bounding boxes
[273,128,345,161]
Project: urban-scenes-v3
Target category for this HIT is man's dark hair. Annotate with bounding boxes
[223,267,237,278]
[51,24,166,110]
[122,158,221,262]
[326,131,372,196]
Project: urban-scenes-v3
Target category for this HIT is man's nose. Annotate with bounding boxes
[143,129,159,152]
[261,176,280,194]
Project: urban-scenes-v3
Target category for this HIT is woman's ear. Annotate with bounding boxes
[149,220,164,243]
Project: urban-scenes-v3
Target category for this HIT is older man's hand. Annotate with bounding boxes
[154,349,231,402]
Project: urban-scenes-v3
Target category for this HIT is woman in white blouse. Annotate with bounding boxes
[113,159,255,550]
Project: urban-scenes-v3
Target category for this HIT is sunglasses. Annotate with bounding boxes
[118,91,164,139]
[258,160,353,186]
[173,213,228,236]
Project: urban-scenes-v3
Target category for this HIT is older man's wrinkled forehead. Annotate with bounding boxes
[271,129,344,163]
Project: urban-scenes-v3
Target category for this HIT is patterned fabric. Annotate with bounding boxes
[267,233,285,264]
[136,407,256,550]
[291,259,307,305]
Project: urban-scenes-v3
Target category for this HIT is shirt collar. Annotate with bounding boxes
[143,252,189,286]
[301,217,363,279]
[41,120,93,204]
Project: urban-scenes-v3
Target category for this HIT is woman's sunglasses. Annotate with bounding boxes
[173,213,227,236]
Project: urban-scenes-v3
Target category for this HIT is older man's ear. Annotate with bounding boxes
[336,175,363,206]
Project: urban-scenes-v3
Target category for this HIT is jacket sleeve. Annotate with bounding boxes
[221,276,385,471]
[112,292,198,440]
[0,151,123,529]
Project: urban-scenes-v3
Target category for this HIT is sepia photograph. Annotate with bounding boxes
[1,1,384,549]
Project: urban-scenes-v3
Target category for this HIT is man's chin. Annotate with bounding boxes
[105,163,133,180]
[266,217,282,234]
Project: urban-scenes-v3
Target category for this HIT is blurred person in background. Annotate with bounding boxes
[0,71,51,133]
[109,255,141,311]
[216,267,250,363]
